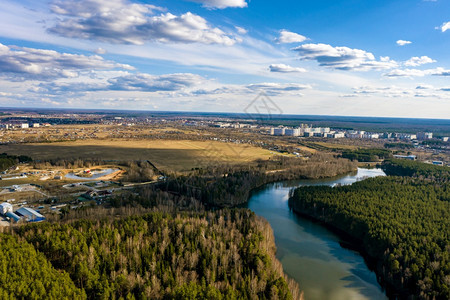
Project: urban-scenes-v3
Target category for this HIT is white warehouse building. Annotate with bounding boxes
[0,202,13,215]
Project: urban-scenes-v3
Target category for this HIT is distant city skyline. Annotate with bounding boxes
[0,0,449,118]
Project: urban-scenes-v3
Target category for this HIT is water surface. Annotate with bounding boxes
[65,168,118,180]
[247,168,387,300]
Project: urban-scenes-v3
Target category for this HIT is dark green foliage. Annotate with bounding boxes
[384,143,415,150]
[13,209,297,299]
[383,159,449,180]
[341,148,392,162]
[289,173,450,299]
[0,234,85,299]
[0,153,32,171]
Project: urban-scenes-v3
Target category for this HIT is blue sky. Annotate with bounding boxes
[0,0,449,118]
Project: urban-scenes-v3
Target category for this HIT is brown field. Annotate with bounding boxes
[0,139,274,172]
[0,191,42,202]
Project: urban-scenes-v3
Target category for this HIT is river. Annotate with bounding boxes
[247,168,387,300]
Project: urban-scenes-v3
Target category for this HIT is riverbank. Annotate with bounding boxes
[247,168,387,300]
[288,170,449,299]
[289,207,398,299]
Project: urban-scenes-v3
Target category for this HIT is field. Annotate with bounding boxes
[0,139,274,173]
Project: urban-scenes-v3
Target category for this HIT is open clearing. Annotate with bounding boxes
[0,139,274,172]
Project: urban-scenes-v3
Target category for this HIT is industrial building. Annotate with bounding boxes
[6,211,21,222]
[0,202,13,215]
[393,155,417,161]
[15,207,45,222]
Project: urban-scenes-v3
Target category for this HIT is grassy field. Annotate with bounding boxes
[0,139,273,173]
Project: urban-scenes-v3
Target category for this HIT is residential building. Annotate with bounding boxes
[273,128,285,136]
[417,132,433,140]
[285,128,301,136]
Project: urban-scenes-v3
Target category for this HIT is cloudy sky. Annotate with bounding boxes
[0,0,449,118]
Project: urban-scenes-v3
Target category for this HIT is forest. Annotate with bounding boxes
[288,160,449,299]
[0,153,32,171]
[1,209,301,299]
[382,158,450,180]
[340,148,392,162]
[155,153,356,207]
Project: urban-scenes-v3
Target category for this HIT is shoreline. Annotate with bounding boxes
[288,206,400,299]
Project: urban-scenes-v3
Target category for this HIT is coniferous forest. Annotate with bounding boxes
[1,209,301,300]
[289,159,449,299]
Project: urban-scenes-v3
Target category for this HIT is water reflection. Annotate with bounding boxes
[247,168,387,300]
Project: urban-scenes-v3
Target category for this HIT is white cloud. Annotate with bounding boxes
[292,43,398,71]
[49,0,237,45]
[108,73,204,91]
[384,69,430,77]
[350,85,450,99]
[94,48,107,54]
[396,40,412,46]
[384,67,450,77]
[404,56,436,67]
[247,82,311,93]
[275,30,308,44]
[0,42,133,81]
[34,72,205,94]
[437,21,450,32]
[192,82,312,97]
[187,0,247,9]
[235,26,248,34]
[416,84,433,89]
[432,68,450,76]
[269,64,306,73]
[41,97,61,105]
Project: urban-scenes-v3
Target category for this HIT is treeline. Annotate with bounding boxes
[384,143,414,150]
[120,161,157,182]
[0,153,32,171]
[32,158,110,169]
[156,154,356,207]
[8,209,301,299]
[32,158,158,182]
[382,159,449,181]
[340,148,392,162]
[288,161,449,299]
